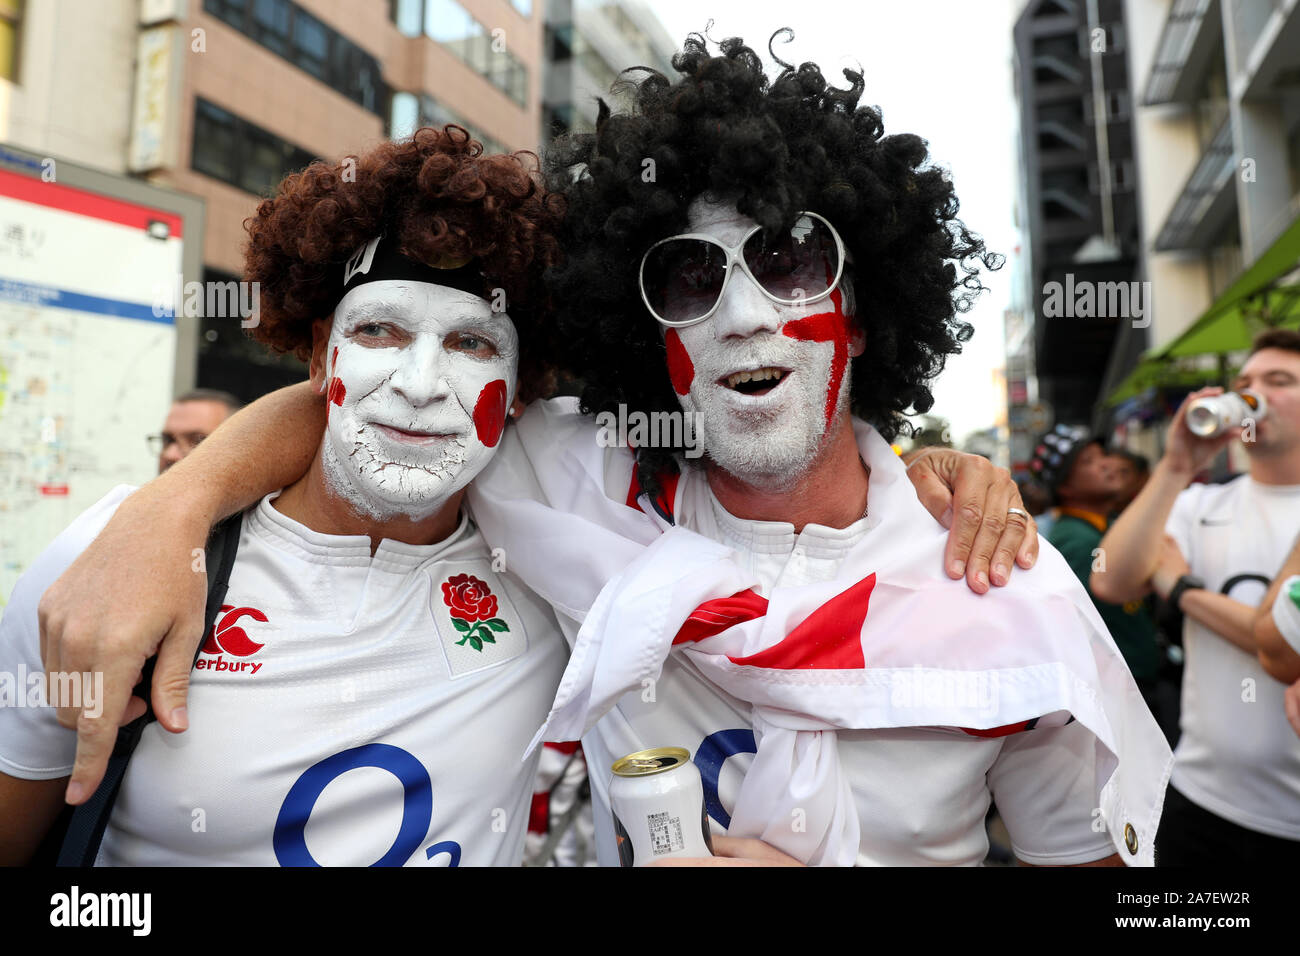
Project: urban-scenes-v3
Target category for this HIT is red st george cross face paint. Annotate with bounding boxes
[664,199,861,488]
[320,280,518,521]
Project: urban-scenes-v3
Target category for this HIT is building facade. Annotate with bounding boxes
[540,0,675,141]
[2,0,548,400]
[1106,0,1300,460]
[1014,0,1144,428]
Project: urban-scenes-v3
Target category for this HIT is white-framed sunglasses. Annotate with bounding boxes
[638,210,846,328]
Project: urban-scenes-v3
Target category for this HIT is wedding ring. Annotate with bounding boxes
[1007,507,1030,520]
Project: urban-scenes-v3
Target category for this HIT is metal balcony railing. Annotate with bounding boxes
[1144,0,1215,105]
[1154,119,1236,251]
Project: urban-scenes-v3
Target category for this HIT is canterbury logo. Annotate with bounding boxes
[202,604,268,657]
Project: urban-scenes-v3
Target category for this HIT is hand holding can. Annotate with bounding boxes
[609,747,714,867]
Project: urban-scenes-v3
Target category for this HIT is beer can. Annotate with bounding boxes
[609,747,714,867]
[1186,389,1266,438]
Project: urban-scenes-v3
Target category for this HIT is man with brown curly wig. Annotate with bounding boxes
[0,128,569,865]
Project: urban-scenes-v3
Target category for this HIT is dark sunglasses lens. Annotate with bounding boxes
[642,239,728,324]
[743,214,839,302]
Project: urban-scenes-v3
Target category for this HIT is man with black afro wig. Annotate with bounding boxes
[491,31,1168,867]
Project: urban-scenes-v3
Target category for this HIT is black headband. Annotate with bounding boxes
[340,235,488,302]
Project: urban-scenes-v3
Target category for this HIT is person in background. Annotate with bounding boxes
[1092,329,1300,865]
[1032,426,1163,720]
[1109,450,1150,512]
[149,389,243,473]
[1251,529,1300,741]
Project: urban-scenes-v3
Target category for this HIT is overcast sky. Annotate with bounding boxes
[651,0,1022,444]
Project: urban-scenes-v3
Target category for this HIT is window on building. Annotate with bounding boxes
[243,127,287,197]
[387,90,507,153]
[291,8,330,80]
[426,0,472,44]
[393,0,422,37]
[251,0,291,56]
[332,38,379,112]
[390,90,420,140]
[192,100,240,184]
[192,98,318,196]
[0,0,22,84]
[546,23,573,61]
[204,0,383,114]
[406,0,529,106]
[206,0,249,25]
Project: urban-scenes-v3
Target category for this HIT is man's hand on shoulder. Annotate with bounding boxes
[38,479,212,804]
[904,447,1038,594]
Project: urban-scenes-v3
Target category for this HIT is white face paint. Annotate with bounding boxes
[320,280,518,520]
[664,198,856,489]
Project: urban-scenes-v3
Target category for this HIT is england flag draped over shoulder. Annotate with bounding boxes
[469,398,1174,867]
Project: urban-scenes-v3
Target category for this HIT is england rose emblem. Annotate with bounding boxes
[441,573,509,651]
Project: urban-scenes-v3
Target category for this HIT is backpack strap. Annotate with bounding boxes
[56,513,243,867]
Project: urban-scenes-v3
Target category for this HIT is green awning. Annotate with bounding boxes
[1104,214,1300,405]
[1106,357,1238,405]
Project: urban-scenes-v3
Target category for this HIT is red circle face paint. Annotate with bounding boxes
[665,329,695,396]
[473,379,509,447]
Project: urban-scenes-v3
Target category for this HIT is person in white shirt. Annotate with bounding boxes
[1252,526,1300,741]
[28,37,1088,867]
[0,129,570,866]
[1094,329,1300,864]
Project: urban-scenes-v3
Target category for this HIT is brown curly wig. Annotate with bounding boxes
[243,125,564,399]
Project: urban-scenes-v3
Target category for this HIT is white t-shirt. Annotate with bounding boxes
[1165,476,1300,839]
[469,399,1122,867]
[0,487,568,866]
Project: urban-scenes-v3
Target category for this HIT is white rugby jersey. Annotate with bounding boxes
[0,486,568,866]
[468,398,1130,866]
[1165,477,1300,840]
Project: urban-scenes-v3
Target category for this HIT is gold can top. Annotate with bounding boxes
[611,747,691,777]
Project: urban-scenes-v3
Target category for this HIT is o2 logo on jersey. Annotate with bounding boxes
[273,744,462,867]
[694,729,756,829]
